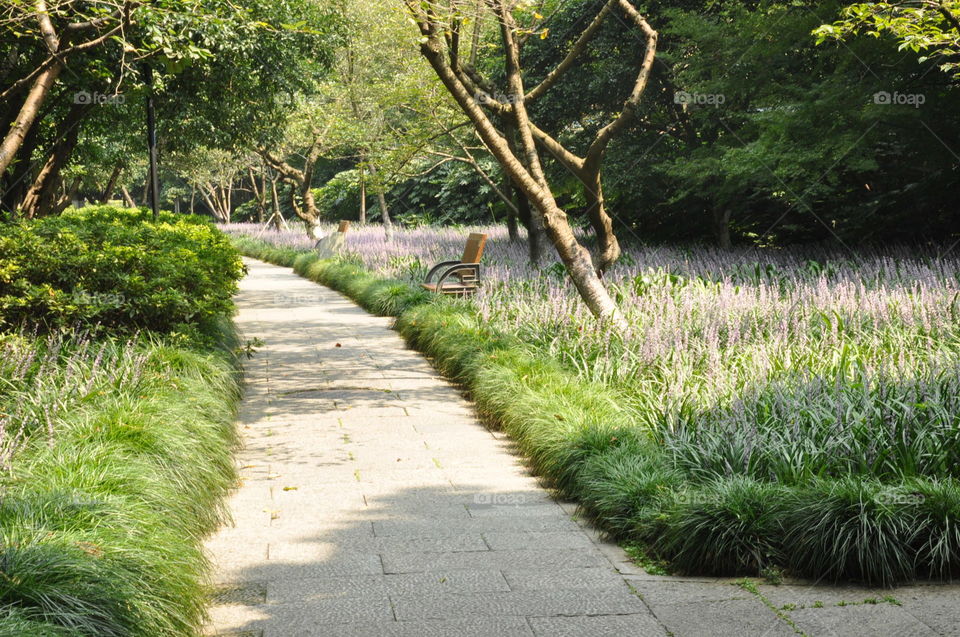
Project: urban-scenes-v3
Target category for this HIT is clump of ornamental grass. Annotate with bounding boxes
[0,332,240,635]
[909,478,960,580]
[576,444,681,540]
[780,478,923,585]
[656,477,789,576]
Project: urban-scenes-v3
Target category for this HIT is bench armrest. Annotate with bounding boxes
[436,263,481,289]
[424,260,463,283]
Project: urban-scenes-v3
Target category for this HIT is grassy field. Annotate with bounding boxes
[228,222,960,585]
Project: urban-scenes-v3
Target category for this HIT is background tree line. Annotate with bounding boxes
[2,0,958,252]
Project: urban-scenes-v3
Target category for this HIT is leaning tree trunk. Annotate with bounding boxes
[0,61,63,176]
[411,16,624,323]
[99,163,122,203]
[4,113,43,213]
[121,185,137,208]
[54,176,81,215]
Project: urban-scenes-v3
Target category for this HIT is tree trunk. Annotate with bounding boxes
[0,61,63,176]
[20,102,86,218]
[358,164,366,224]
[302,188,322,240]
[366,161,393,239]
[223,181,233,220]
[99,163,122,203]
[54,176,81,215]
[511,181,544,264]
[269,174,282,230]
[249,166,266,222]
[199,186,218,220]
[581,163,620,275]
[504,173,519,242]
[3,111,43,213]
[121,185,137,208]
[713,207,732,250]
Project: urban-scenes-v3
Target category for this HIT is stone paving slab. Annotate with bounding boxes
[391,588,647,621]
[755,582,887,609]
[790,604,936,637]
[254,617,536,637]
[380,548,611,574]
[650,598,797,637]
[630,580,752,612]
[371,516,583,537]
[481,531,596,551]
[266,571,512,603]
[501,566,633,591]
[204,258,960,637]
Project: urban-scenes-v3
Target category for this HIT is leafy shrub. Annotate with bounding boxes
[0,206,243,342]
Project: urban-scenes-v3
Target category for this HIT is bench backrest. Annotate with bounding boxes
[337,220,351,234]
[461,233,487,264]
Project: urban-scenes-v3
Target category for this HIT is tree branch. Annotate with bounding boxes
[584,0,657,168]
[525,0,618,103]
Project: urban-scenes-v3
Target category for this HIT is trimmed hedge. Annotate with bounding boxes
[232,235,960,586]
[0,206,243,343]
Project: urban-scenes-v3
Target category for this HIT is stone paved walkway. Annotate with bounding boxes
[205,258,960,637]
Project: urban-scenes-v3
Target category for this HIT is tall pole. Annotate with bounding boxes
[144,64,160,221]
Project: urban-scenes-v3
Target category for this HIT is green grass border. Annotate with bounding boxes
[232,235,960,586]
[0,324,243,636]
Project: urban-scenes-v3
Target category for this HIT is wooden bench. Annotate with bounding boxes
[421,233,487,296]
[315,220,351,259]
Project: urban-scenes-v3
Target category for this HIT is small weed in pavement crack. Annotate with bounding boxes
[736,579,808,636]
